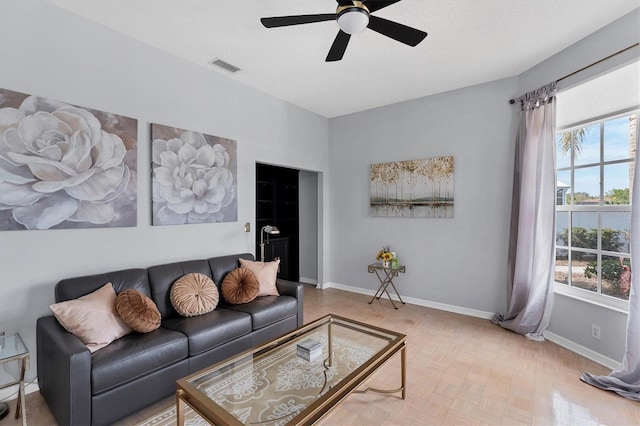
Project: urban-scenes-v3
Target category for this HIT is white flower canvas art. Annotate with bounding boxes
[0,88,137,231]
[151,123,237,226]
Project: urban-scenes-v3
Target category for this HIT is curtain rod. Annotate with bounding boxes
[509,42,639,104]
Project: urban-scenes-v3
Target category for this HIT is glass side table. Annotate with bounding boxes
[367,262,406,309]
[0,333,29,426]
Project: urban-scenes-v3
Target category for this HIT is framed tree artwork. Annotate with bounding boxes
[370,156,454,218]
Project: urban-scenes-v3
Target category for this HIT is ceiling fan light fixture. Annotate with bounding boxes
[261,0,427,62]
[337,6,369,34]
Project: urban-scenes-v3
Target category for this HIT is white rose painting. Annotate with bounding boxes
[0,88,137,231]
[151,123,237,226]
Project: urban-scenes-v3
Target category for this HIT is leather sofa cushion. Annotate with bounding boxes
[56,268,150,302]
[162,309,252,356]
[91,328,187,395]
[227,296,297,330]
[148,260,212,319]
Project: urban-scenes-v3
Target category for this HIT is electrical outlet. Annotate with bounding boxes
[591,324,601,340]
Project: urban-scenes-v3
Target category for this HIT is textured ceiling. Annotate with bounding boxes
[46,0,640,118]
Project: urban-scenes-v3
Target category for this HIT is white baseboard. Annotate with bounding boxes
[543,330,621,370]
[298,277,318,286]
[323,282,620,369]
[0,381,39,402]
[323,282,494,320]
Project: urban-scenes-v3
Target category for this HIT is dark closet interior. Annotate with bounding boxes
[256,163,299,282]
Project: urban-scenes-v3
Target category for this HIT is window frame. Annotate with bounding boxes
[554,110,637,312]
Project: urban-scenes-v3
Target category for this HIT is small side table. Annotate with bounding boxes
[367,263,406,309]
[0,333,29,426]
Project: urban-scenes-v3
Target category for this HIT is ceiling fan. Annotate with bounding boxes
[260,0,427,62]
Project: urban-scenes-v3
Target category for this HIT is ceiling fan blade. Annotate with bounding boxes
[326,30,351,62]
[363,0,402,13]
[261,14,335,28]
[367,15,427,46]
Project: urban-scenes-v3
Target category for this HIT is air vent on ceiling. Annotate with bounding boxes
[209,58,241,73]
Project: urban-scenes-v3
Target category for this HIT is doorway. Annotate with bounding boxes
[256,163,299,281]
[255,163,319,284]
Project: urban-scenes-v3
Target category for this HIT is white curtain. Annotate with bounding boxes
[581,129,640,401]
[492,82,557,340]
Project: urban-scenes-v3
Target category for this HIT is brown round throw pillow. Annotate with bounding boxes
[221,268,259,304]
[171,273,219,317]
[115,289,161,333]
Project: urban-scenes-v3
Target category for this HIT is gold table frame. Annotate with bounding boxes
[176,314,406,425]
[368,263,406,309]
[0,333,29,426]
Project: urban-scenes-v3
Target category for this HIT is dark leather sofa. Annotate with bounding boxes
[36,253,304,426]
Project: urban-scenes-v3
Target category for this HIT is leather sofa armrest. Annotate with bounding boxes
[37,315,92,426]
[276,279,304,327]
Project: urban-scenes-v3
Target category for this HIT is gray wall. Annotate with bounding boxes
[328,77,518,315]
[299,171,318,283]
[0,0,329,382]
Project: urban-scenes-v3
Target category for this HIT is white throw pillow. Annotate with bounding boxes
[239,258,280,297]
[50,282,132,352]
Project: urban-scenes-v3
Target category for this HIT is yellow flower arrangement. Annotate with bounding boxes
[376,246,393,262]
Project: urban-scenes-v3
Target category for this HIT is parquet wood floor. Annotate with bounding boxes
[2,285,637,425]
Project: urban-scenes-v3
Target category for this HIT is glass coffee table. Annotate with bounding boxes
[176,314,406,425]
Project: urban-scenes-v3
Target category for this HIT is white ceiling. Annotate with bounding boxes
[46,0,640,118]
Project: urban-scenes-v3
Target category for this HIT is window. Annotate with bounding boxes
[554,60,638,310]
[555,113,636,305]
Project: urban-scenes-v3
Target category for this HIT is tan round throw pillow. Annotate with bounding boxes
[170,273,219,317]
[221,268,259,304]
[115,289,161,333]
